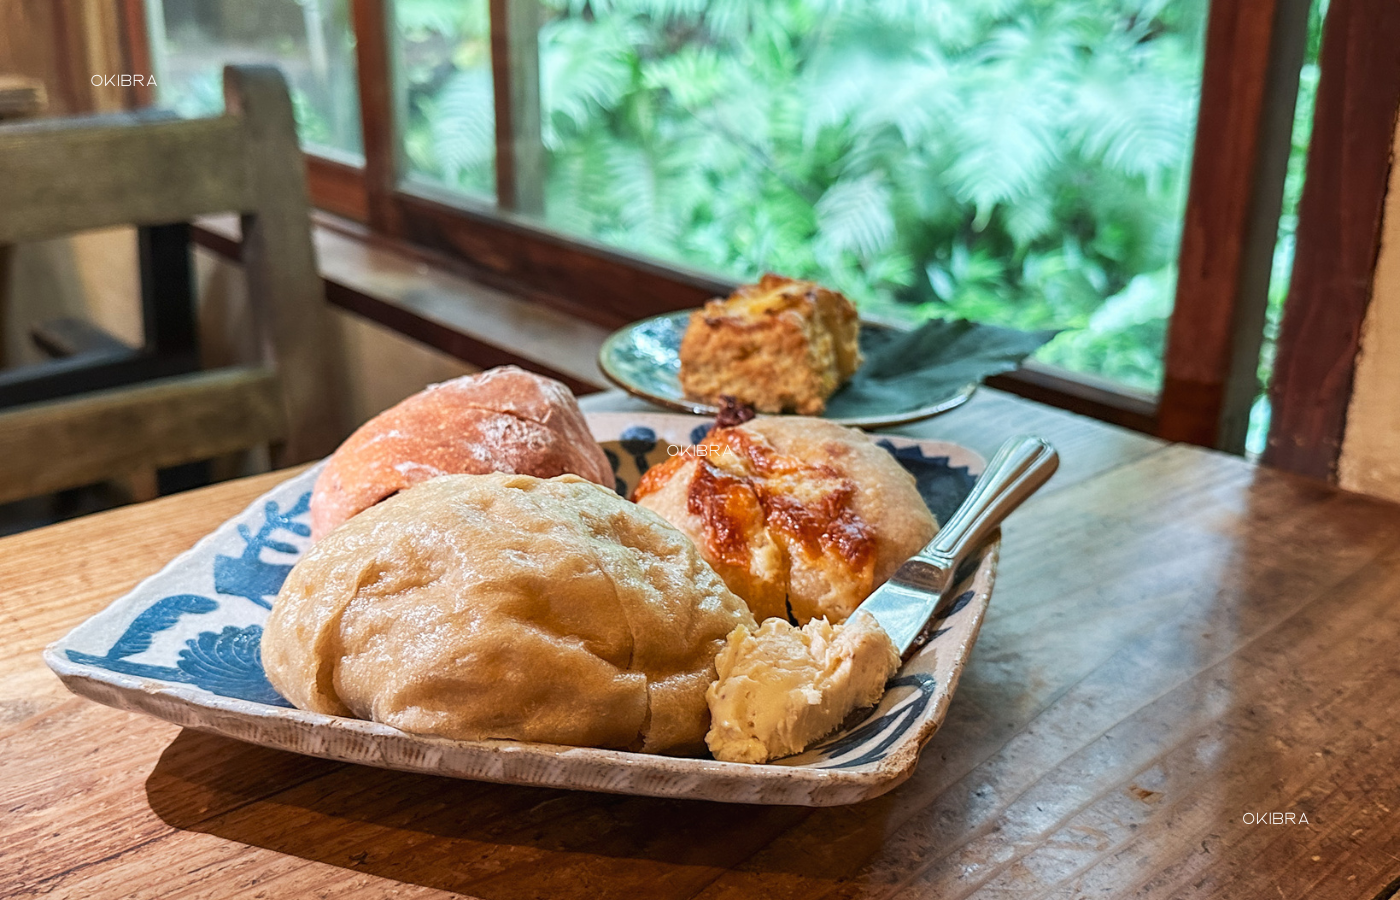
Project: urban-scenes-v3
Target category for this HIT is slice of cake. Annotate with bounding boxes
[678,274,862,415]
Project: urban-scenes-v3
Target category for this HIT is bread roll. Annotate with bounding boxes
[633,417,936,624]
[310,366,613,540]
[264,473,757,754]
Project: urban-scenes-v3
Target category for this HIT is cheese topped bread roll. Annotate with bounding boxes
[633,417,936,625]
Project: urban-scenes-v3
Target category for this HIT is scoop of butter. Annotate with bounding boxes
[705,611,901,764]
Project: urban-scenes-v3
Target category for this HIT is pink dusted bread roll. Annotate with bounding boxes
[310,366,613,540]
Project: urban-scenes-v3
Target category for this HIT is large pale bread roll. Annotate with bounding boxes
[264,473,756,754]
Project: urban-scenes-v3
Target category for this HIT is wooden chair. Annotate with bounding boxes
[0,66,347,506]
[0,75,46,120]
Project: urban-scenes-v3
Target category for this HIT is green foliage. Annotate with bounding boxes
[157,0,363,156]
[159,66,339,152]
[401,0,1218,390]
[397,0,494,195]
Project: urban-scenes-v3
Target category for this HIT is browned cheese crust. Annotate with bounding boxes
[632,417,936,624]
[265,474,757,754]
[310,366,613,540]
[678,274,862,415]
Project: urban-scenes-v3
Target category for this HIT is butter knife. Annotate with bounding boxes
[862,435,1059,655]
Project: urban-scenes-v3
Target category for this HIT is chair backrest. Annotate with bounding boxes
[0,66,346,504]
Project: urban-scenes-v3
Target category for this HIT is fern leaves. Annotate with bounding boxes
[398,0,1211,390]
[816,173,896,259]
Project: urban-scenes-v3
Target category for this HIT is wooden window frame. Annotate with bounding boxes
[124,0,1322,449]
[1262,0,1400,479]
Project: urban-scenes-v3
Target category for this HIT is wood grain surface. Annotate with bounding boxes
[4,394,1400,899]
[0,114,248,245]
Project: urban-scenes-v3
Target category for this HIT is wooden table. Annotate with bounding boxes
[4,388,1400,899]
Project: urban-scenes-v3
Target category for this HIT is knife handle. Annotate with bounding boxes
[915,435,1059,571]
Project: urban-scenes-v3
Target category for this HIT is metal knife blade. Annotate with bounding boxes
[862,435,1059,655]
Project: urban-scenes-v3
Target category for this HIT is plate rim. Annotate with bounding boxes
[44,412,996,807]
[598,310,977,427]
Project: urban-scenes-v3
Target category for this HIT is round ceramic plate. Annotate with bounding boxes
[598,310,976,428]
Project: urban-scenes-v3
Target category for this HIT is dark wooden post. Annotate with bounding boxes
[490,0,545,216]
[1157,0,1311,453]
[1263,0,1400,479]
[350,0,402,234]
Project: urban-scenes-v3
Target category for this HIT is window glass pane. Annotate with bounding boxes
[395,0,496,199]
[148,0,363,160]
[529,0,1209,392]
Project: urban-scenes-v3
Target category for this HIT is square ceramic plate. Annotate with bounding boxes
[45,412,996,807]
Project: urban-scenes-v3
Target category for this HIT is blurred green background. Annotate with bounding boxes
[156,0,1327,449]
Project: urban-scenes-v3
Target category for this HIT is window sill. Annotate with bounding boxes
[192,211,1159,434]
[192,212,612,396]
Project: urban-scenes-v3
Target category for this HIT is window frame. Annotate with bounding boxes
[129,0,1316,448]
[1263,0,1400,479]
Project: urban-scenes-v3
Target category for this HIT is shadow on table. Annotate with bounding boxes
[145,728,915,899]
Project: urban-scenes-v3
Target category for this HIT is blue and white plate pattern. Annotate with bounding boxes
[46,412,996,807]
